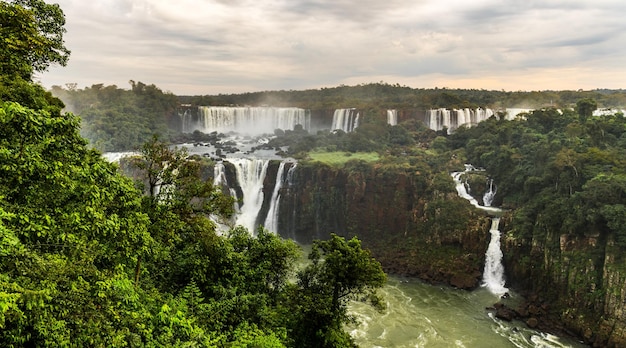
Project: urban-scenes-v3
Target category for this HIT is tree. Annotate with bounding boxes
[289,234,386,347]
[576,98,597,123]
[0,0,70,79]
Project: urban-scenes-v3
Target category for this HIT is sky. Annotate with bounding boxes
[37,0,626,95]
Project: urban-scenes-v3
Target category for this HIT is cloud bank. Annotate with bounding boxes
[39,0,626,94]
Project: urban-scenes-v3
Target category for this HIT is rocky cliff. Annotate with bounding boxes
[273,160,491,290]
[273,160,626,346]
[500,214,626,347]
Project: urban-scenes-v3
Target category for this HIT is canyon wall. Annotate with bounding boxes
[271,160,491,290]
[500,214,626,347]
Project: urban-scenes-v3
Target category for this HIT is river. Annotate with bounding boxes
[348,277,588,348]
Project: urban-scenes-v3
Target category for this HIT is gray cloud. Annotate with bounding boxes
[39,0,626,94]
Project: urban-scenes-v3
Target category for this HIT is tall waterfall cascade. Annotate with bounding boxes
[227,158,270,233]
[182,106,311,135]
[483,218,508,295]
[212,158,294,235]
[428,108,494,133]
[452,166,508,296]
[332,108,359,132]
[263,162,287,233]
[387,109,398,126]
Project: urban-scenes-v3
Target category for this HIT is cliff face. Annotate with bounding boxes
[276,161,490,289]
[501,215,626,347]
[273,161,626,346]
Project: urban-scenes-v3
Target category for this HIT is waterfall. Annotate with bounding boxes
[179,108,194,133]
[483,179,497,207]
[263,161,287,233]
[452,167,508,296]
[188,106,310,135]
[387,109,398,126]
[332,108,359,132]
[427,108,494,133]
[213,161,238,205]
[285,163,298,240]
[228,158,269,233]
[483,218,508,295]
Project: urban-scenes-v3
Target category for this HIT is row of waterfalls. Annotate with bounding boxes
[178,106,523,135]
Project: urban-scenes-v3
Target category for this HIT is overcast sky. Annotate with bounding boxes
[37,0,626,95]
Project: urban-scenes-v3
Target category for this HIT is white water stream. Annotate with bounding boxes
[452,167,508,297]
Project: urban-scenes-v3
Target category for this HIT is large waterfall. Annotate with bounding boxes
[183,106,311,135]
[428,108,494,133]
[227,158,270,233]
[210,157,295,235]
[332,108,359,132]
[452,167,508,296]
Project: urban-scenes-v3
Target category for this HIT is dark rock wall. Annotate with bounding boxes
[276,161,490,289]
[501,215,626,347]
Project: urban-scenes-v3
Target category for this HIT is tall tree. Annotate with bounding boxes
[289,234,386,347]
[0,0,70,79]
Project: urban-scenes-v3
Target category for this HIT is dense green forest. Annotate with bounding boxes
[0,1,387,347]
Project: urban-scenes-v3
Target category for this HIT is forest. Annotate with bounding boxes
[4,0,626,346]
[0,1,387,347]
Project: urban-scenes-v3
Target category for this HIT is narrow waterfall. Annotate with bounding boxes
[483,218,508,295]
[332,108,359,132]
[483,179,497,207]
[452,168,508,296]
[387,109,398,126]
[284,164,298,240]
[188,106,310,135]
[213,161,238,207]
[228,158,270,234]
[263,161,287,233]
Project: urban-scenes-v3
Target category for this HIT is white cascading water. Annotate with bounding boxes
[332,108,359,132]
[186,106,310,135]
[483,179,497,207]
[427,108,494,134]
[483,217,508,295]
[228,158,270,234]
[263,161,287,233]
[387,109,398,126]
[452,167,508,296]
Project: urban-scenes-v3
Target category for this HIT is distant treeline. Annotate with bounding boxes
[178,83,626,110]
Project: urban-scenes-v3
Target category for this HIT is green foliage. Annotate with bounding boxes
[1,2,396,347]
[308,151,380,166]
[51,82,179,152]
[0,0,70,79]
[289,234,386,348]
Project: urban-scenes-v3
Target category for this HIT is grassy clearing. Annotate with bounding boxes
[307,151,380,166]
